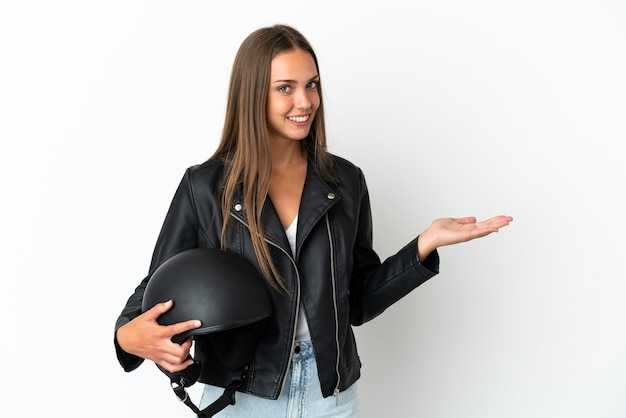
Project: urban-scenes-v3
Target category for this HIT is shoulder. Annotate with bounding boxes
[186,157,226,180]
[322,154,370,198]
[329,153,366,182]
[180,157,228,192]
[330,154,358,169]
[187,157,225,175]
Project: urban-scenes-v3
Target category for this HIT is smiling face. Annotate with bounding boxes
[266,48,320,146]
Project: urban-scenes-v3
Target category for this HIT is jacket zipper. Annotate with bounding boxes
[325,214,341,406]
[231,211,301,398]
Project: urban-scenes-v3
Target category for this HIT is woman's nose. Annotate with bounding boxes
[294,88,312,109]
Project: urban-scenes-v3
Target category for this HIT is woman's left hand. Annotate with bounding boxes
[417,215,513,262]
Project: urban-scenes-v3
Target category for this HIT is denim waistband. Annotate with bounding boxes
[293,340,314,361]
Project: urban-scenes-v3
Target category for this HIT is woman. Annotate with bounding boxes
[114,24,512,417]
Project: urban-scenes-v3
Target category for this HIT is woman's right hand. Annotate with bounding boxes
[116,300,202,373]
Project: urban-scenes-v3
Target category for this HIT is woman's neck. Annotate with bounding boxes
[270,141,306,169]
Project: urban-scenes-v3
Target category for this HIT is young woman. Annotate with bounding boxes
[114,24,512,417]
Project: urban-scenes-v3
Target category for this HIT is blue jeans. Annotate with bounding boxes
[198,340,359,417]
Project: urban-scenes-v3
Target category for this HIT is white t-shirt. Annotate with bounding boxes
[284,215,311,341]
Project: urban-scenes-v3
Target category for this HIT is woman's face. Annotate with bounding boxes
[266,49,320,145]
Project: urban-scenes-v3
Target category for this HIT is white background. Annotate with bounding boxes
[1,1,625,417]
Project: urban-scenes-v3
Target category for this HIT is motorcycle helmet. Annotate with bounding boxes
[141,248,272,417]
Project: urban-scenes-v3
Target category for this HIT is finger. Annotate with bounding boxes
[482,215,513,228]
[143,299,174,321]
[167,319,202,338]
[484,215,513,223]
[161,345,193,364]
[179,336,194,351]
[472,217,512,236]
[157,357,196,373]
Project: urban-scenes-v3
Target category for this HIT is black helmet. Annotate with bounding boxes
[142,248,272,417]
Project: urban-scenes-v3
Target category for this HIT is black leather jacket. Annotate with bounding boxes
[115,155,439,400]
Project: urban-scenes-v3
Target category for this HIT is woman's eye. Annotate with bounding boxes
[278,85,291,93]
[307,81,319,89]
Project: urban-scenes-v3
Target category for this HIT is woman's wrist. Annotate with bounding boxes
[417,230,436,262]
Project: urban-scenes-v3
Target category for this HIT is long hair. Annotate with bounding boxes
[212,25,335,291]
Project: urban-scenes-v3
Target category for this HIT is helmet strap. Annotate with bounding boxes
[167,362,244,418]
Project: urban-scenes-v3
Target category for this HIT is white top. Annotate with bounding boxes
[284,215,311,341]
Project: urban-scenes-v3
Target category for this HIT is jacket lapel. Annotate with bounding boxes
[230,183,291,253]
[229,164,341,258]
[296,164,341,258]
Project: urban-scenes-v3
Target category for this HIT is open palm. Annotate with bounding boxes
[418,215,513,261]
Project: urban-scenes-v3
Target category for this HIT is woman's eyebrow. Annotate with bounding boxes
[271,75,320,84]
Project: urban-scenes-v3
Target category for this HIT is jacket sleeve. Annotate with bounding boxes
[348,168,439,326]
[113,168,202,371]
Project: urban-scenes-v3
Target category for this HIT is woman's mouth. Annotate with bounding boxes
[287,114,310,123]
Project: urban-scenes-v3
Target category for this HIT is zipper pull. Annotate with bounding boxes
[334,388,340,406]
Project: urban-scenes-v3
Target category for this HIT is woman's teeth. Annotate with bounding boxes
[288,115,309,122]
